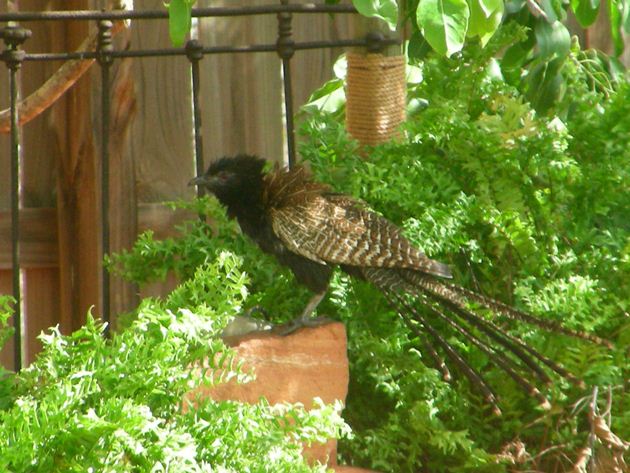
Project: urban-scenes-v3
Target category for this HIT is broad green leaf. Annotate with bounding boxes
[624,0,630,32]
[570,0,600,27]
[486,57,504,81]
[407,62,424,84]
[302,78,346,114]
[501,40,532,70]
[540,0,564,21]
[505,0,526,14]
[333,54,348,79]
[467,0,504,46]
[353,0,399,30]
[525,57,565,114]
[408,30,433,60]
[167,0,193,47]
[501,41,532,84]
[476,0,503,17]
[417,0,470,56]
[609,0,624,55]
[535,20,570,59]
[301,55,347,114]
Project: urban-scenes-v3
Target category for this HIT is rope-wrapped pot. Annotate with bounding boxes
[345,53,406,146]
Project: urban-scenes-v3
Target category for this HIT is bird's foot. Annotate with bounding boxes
[221,306,273,338]
[276,315,335,336]
[243,305,270,319]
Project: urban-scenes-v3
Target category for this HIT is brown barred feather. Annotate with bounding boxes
[265,167,451,278]
[367,267,585,388]
[445,283,613,349]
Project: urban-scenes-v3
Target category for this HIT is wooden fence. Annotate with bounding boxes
[0,0,627,370]
[0,0,363,368]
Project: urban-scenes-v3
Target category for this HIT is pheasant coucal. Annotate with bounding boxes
[190,154,609,414]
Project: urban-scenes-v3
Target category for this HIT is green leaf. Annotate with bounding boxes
[570,0,601,27]
[417,0,470,56]
[477,0,503,17]
[167,0,193,47]
[301,78,346,114]
[353,0,399,30]
[524,57,566,113]
[408,30,433,60]
[501,41,531,69]
[540,0,564,21]
[505,0,526,14]
[466,0,504,46]
[609,0,625,55]
[535,20,571,59]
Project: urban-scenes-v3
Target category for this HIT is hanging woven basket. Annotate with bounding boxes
[345,52,406,147]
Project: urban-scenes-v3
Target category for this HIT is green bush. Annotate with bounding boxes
[83,24,629,473]
[0,256,348,472]
[296,29,629,472]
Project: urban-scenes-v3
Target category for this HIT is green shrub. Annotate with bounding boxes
[0,255,348,472]
[296,31,629,472]
[92,25,629,472]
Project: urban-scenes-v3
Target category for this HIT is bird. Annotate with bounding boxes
[189,154,609,415]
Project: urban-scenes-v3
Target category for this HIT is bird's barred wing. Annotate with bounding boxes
[269,195,452,278]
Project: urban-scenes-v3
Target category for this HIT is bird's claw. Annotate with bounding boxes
[276,315,335,336]
[243,305,270,319]
[221,306,273,338]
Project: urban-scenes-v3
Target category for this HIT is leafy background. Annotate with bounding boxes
[103,23,629,470]
[1,0,629,471]
[0,258,348,472]
[295,21,629,471]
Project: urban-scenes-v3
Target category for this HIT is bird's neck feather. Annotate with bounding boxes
[218,174,266,230]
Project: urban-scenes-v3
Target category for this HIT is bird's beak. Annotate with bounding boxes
[188,175,207,187]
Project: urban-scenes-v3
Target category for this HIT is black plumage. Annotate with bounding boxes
[190,154,609,414]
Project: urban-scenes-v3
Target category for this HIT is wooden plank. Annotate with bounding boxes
[0,208,58,269]
[0,0,14,362]
[138,203,196,238]
[1,0,61,370]
[0,203,194,365]
[135,203,195,302]
[0,1,10,211]
[128,0,195,203]
[198,0,284,165]
[50,0,100,333]
[0,205,197,268]
[20,0,61,209]
[291,1,357,124]
[196,1,359,166]
[20,0,58,368]
[140,272,180,301]
[24,268,60,364]
[107,43,140,325]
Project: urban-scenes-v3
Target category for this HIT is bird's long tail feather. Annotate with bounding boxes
[444,281,611,348]
[386,290,502,415]
[407,274,586,388]
[363,267,595,409]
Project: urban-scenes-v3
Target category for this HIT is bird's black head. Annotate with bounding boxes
[189,154,267,207]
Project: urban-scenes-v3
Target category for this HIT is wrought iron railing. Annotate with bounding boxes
[0,3,399,371]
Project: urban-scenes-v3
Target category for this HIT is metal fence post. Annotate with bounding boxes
[186,39,206,207]
[97,19,113,335]
[0,6,390,354]
[1,24,31,371]
[276,0,296,168]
